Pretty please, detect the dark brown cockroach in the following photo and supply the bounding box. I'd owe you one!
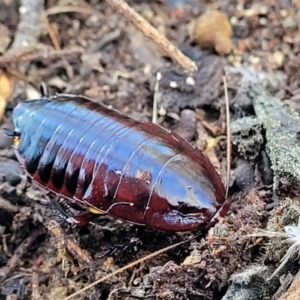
[8,92,229,231]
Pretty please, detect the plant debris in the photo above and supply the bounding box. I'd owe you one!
[251,85,300,190]
[1,0,300,299]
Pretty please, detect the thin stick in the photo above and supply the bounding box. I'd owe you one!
[48,220,93,265]
[152,72,162,124]
[31,267,40,300]
[63,235,197,300]
[105,0,197,73]
[223,75,231,198]
[0,45,83,66]
[45,5,94,16]
[42,13,61,51]
[0,228,42,283]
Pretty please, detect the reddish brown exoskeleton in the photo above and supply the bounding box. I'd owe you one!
[8,92,229,231]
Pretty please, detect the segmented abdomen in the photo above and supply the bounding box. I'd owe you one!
[13,96,191,224]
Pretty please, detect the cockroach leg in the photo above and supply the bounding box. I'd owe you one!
[55,198,78,217]
[97,237,142,260]
[68,211,99,226]
[51,198,98,227]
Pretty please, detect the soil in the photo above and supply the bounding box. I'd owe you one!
[0,0,300,299]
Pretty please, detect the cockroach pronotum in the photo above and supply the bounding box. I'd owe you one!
[6,87,229,232]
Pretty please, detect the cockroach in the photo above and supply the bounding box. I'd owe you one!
[6,87,229,232]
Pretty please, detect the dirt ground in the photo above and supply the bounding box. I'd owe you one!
[1,0,300,299]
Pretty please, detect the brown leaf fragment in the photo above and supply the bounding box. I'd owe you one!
[204,137,221,170]
[0,72,14,121]
[0,23,11,53]
[195,118,208,152]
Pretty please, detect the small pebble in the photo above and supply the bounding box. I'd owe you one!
[273,51,284,68]
[189,10,233,55]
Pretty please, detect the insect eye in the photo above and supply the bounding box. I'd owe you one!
[3,128,21,146]
[3,128,19,137]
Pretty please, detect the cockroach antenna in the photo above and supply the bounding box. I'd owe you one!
[40,82,49,98]
[223,75,231,198]
[62,234,198,300]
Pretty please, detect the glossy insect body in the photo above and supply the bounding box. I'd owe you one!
[11,94,228,231]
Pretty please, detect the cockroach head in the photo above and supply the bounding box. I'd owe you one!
[3,128,20,147]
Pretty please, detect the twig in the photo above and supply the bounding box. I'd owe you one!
[42,13,61,51]
[43,5,93,50]
[152,72,162,124]
[11,0,44,50]
[223,75,231,198]
[31,267,40,300]
[0,45,84,66]
[63,235,197,300]
[0,228,42,283]
[11,0,45,73]
[105,0,197,73]
[31,253,44,300]
[43,4,94,51]
[40,11,78,79]
[48,220,92,265]
[45,5,94,16]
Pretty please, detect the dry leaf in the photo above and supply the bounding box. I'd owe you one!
[0,71,14,121]
[103,256,116,271]
[0,23,11,53]
[204,137,221,169]
[181,249,203,266]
